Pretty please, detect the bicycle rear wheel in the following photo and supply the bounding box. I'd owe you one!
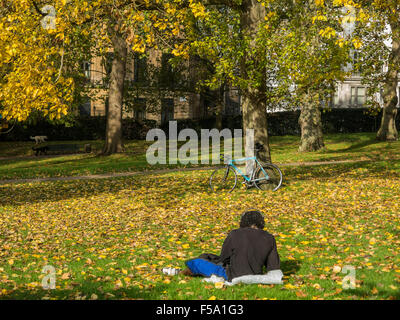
[254,163,283,191]
[209,166,237,193]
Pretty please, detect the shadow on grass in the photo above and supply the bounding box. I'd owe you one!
[280,260,301,277]
[0,283,170,300]
[323,132,375,144]
[283,159,400,183]
[339,281,400,300]
[0,158,399,207]
[0,154,97,171]
[340,139,381,153]
[321,137,381,155]
[0,172,211,207]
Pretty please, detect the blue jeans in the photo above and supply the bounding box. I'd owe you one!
[185,258,228,280]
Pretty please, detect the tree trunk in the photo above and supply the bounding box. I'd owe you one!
[215,83,225,130]
[298,93,325,152]
[377,23,399,141]
[240,0,271,173]
[102,34,127,155]
[215,101,223,130]
[242,90,271,159]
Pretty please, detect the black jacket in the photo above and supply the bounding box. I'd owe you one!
[199,227,280,281]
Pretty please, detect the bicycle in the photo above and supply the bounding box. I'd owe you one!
[209,142,283,193]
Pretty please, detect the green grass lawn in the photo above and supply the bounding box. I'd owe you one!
[0,154,399,299]
[0,132,399,180]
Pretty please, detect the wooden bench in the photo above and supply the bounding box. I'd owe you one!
[33,144,80,156]
[49,144,80,153]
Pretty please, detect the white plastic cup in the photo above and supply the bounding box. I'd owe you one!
[162,267,180,276]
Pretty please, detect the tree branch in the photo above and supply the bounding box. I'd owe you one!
[30,0,47,17]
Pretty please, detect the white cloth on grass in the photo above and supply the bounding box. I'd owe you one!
[202,269,284,286]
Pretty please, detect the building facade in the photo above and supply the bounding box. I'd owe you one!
[80,50,398,121]
[80,49,241,123]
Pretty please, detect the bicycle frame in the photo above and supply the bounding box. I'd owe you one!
[228,156,269,183]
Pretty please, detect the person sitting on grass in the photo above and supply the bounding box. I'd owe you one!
[166,210,280,282]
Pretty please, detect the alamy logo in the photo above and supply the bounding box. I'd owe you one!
[146,121,255,165]
[41,265,56,289]
[342,265,356,290]
[40,5,57,30]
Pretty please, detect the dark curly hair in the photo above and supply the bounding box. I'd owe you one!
[240,210,265,229]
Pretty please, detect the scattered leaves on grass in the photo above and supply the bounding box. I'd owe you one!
[0,161,399,300]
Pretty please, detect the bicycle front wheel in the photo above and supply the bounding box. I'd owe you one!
[254,163,283,191]
[209,166,237,193]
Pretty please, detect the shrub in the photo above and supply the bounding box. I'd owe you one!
[1,108,397,141]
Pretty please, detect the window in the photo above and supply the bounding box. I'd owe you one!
[357,87,366,105]
[351,86,366,106]
[398,87,400,107]
[79,101,91,116]
[351,87,357,105]
[161,98,174,124]
[225,93,240,115]
[133,54,147,83]
[352,51,363,75]
[160,53,175,88]
[133,98,146,120]
[81,61,91,80]
[333,87,340,106]
[134,109,145,121]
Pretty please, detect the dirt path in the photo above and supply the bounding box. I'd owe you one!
[0,158,373,185]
